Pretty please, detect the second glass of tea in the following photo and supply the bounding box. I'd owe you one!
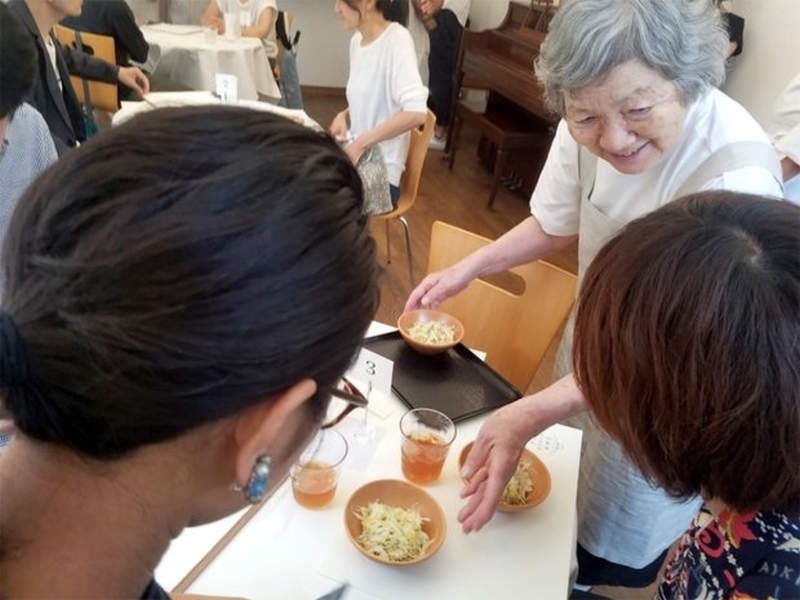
[400,408,456,485]
[291,429,347,509]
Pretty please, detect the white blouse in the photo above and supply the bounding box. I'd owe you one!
[347,23,428,187]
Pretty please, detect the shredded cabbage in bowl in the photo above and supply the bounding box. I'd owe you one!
[408,320,456,345]
[502,460,534,505]
[355,501,431,562]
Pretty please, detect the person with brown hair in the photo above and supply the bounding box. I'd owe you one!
[0,106,378,597]
[571,191,799,598]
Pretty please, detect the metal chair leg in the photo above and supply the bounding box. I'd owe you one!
[399,216,413,286]
[385,218,392,264]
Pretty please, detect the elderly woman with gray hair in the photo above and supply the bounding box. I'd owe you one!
[406,0,784,590]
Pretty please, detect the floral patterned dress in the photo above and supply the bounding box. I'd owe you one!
[656,506,800,599]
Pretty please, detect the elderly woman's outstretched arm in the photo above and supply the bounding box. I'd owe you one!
[405,216,576,311]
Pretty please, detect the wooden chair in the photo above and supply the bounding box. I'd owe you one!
[373,110,436,286]
[55,25,118,113]
[428,220,577,392]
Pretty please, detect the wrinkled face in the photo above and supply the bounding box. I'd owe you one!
[334,0,361,30]
[564,61,689,175]
[52,0,83,18]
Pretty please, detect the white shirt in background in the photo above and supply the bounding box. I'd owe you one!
[347,22,428,187]
[45,35,63,92]
[214,0,276,46]
[769,72,800,203]
[531,88,784,236]
[443,0,471,27]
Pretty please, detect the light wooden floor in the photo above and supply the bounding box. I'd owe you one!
[304,92,657,600]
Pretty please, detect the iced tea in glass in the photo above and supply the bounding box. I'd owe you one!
[400,408,456,485]
[291,430,347,509]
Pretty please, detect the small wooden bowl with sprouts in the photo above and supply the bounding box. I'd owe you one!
[458,442,551,513]
[397,309,464,355]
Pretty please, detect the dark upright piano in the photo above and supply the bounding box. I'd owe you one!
[447,2,558,208]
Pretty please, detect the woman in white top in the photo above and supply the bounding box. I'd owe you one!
[202,0,276,43]
[406,0,783,590]
[330,0,428,205]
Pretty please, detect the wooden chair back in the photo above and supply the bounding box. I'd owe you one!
[428,221,577,391]
[395,109,436,215]
[55,25,118,113]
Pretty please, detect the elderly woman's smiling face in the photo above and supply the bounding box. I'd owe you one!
[564,61,688,175]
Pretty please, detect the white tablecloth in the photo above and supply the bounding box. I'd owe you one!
[111,91,319,130]
[142,23,280,101]
[155,322,583,600]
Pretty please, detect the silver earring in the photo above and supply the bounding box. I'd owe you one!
[236,454,271,504]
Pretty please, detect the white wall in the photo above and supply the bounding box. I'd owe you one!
[723,0,800,128]
[280,0,351,87]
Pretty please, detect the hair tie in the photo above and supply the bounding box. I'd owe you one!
[0,313,29,387]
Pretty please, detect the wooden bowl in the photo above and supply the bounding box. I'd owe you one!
[344,479,446,566]
[397,309,464,355]
[458,442,551,513]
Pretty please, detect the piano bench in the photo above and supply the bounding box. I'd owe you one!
[449,101,550,209]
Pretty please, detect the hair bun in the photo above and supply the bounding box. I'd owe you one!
[0,314,29,387]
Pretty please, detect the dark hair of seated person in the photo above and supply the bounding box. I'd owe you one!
[1,106,378,459]
[0,2,37,119]
[341,0,409,26]
[573,191,800,514]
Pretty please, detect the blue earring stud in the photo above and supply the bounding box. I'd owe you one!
[244,454,271,504]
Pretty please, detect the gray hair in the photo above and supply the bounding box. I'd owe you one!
[535,0,729,115]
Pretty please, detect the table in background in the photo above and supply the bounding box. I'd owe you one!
[156,322,583,600]
[141,23,280,101]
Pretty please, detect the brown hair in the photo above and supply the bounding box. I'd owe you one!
[574,191,800,514]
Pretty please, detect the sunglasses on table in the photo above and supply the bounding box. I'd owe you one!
[321,378,369,429]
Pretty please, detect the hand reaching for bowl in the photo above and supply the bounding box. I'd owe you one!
[457,402,530,533]
[404,261,474,312]
[458,375,589,533]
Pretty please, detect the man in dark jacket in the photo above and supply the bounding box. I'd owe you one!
[8,0,148,154]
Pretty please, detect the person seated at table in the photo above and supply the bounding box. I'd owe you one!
[462,192,800,599]
[8,0,149,154]
[329,0,428,207]
[62,0,150,100]
[0,106,378,597]
[202,0,277,43]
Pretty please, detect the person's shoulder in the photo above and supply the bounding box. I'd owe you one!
[11,102,51,143]
[697,88,772,145]
[13,103,49,133]
[384,23,416,54]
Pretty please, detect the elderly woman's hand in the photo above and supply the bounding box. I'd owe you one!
[404,261,474,312]
[457,402,532,533]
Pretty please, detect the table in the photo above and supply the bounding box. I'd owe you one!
[155,322,583,600]
[111,91,319,130]
[141,23,280,101]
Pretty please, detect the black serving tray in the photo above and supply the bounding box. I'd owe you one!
[362,331,522,423]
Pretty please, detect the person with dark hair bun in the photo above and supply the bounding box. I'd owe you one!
[0,106,378,597]
[572,191,800,598]
[330,0,428,206]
